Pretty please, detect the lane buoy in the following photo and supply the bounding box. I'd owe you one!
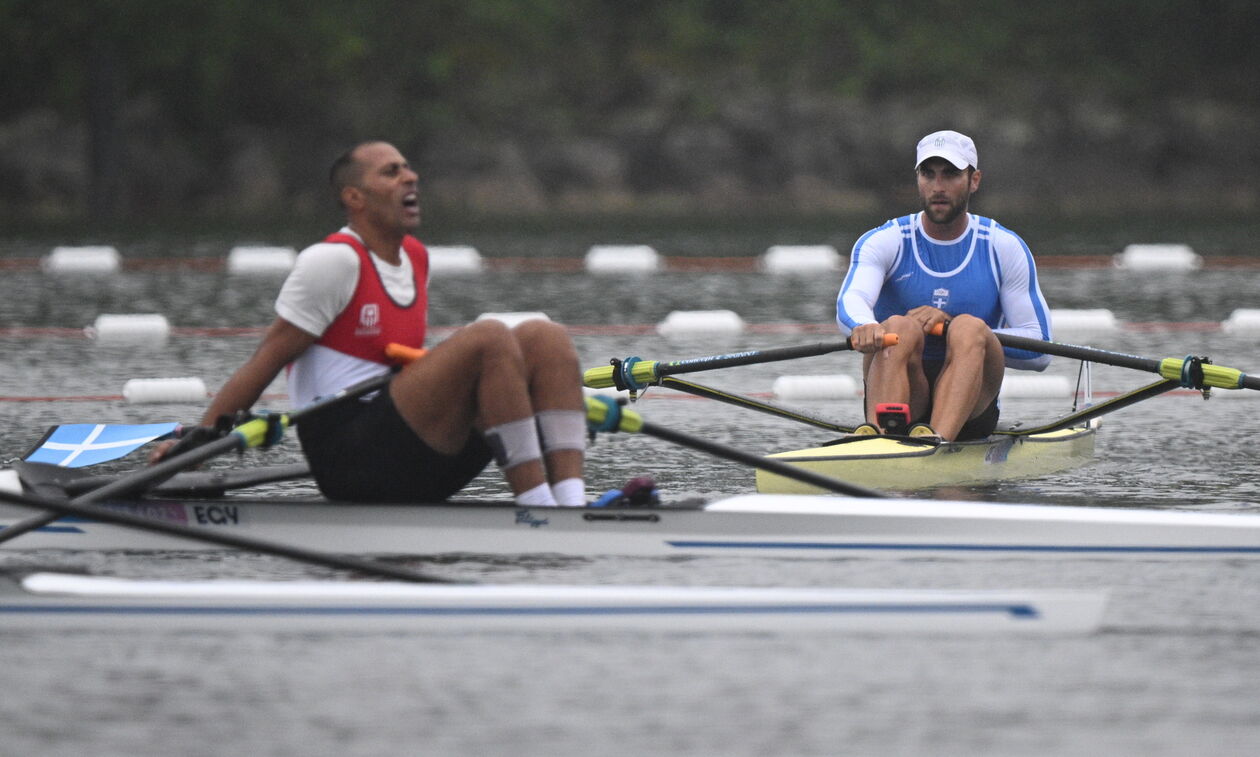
[772,375,859,400]
[428,245,484,274]
[226,246,297,275]
[656,310,746,338]
[584,245,661,274]
[85,314,171,346]
[1113,244,1201,271]
[761,245,842,274]
[42,246,121,274]
[122,378,208,404]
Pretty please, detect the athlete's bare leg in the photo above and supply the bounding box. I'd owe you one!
[862,314,932,425]
[388,319,548,494]
[928,314,1005,440]
[510,319,584,484]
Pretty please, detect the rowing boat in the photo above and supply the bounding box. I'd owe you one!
[0,572,1107,633]
[757,424,1097,493]
[586,330,1254,492]
[5,475,1260,558]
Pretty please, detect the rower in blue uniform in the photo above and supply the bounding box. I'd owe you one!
[836,130,1053,442]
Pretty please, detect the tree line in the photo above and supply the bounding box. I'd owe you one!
[3,0,1257,222]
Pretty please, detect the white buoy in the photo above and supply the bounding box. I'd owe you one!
[584,245,661,274]
[226,246,296,275]
[427,245,484,275]
[1222,309,1260,335]
[1113,244,1201,271]
[85,314,171,346]
[1050,309,1118,333]
[999,375,1073,399]
[656,310,746,338]
[476,312,551,328]
[123,378,208,404]
[42,246,122,274]
[761,245,842,274]
[772,375,859,400]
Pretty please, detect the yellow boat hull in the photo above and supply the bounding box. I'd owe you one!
[756,426,1096,493]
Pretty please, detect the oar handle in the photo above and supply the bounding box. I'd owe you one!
[385,343,428,364]
[583,334,896,389]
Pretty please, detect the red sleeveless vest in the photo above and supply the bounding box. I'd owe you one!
[316,232,428,364]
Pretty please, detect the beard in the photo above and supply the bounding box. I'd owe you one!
[921,193,969,226]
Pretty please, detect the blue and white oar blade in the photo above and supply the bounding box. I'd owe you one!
[24,423,180,468]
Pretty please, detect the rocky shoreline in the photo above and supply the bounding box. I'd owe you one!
[2,87,1256,223]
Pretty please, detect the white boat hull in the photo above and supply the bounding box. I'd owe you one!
[4,493,1260,559]
[0,573,1106,634]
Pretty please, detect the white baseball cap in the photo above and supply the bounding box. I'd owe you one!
[915,130,978,170]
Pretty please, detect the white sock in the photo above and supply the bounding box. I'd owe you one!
[550,477,586,507]
[515,482,557,507]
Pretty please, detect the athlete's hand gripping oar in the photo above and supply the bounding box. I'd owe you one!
[584,397,887,498]
[0,371,395,546]
[989,332,1260,392]
[584,334,898,392]
[0,484,456,583]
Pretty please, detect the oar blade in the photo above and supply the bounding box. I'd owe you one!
[23,423,180,468]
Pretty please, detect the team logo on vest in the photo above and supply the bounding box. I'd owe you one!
[355,303,382,337]
[932,288,950,309]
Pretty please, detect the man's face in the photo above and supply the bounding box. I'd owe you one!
[916,158,979,227]
[349,142,421,232]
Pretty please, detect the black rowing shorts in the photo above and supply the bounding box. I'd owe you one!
[296,387,492,503]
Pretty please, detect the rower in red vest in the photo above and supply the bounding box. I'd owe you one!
[156,141,587,506]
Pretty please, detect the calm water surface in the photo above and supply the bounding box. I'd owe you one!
[2,230,1260,756]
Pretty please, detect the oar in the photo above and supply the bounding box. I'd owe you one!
[14,460,312,499]
[0,485,456,583]
[585,397,887,498]
[994,333,1260,391]
[993,378,1180,436]
[584,335,897,391]
[659,377,853,433]
[0,371,394,546]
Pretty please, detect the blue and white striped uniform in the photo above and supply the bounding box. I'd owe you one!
[836,213,1052,370]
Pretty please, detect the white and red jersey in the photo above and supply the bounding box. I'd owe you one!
[276,227,429,407]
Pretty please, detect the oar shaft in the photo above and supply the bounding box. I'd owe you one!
[586,397,885,498]
[996,333,1161,373]
[660,377,851,433]
[585,335,897,389]
[995,333,1260,391]
[97,370,392,502]
[638,421,885,498]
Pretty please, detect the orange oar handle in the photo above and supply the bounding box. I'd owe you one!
[385,343,428,364]
[881,333,899,346]
[929,322,946,336]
